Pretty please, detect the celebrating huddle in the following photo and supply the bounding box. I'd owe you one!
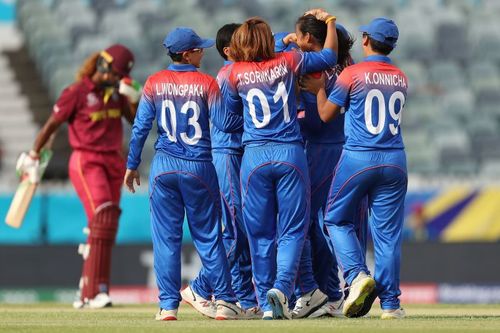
[124,7,408,321]
[19,6,407,322]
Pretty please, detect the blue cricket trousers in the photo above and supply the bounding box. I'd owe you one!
[149,151,236,310]
[324,148,407,310]
[191,151,258,309]
[240,142,310,312]
[296,143,368,302]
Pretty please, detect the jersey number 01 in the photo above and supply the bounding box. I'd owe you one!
[247,82,290,128]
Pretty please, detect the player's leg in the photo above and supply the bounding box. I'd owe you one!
[308,143,344,316]
[368,158,407,316]
[240,146,277,318]
[107,151,126,206]
[214,152,258,311]
[269,144,310,319]
[180,160,242,320]
[149,154,185,317]
[69,151,118,306]
[324,151,376,317]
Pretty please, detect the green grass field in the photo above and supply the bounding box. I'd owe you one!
[1,304,499,333]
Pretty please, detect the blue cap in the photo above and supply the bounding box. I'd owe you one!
[336,23,350,39]
[163,27,215,54]
[359,17,399,48]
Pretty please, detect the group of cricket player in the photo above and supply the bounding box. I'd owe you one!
[17,6,408,322]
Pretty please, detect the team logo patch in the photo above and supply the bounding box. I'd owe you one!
[87,93,99,107]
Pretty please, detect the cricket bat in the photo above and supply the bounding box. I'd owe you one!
[5,147,53,229]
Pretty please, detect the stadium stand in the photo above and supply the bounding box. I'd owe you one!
[1,0,500,183]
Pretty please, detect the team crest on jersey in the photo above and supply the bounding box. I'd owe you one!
[86,93,99,107]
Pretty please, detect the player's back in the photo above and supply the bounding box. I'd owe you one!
[228,52,304,145]
[332,56,408,151]
[144,66,217,161]
[211,62,243,152]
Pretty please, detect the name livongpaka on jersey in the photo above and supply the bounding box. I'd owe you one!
[155,83,204,97]
[237,63,288,85]
[364,72,407,88]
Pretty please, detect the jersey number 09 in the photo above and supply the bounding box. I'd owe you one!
[364,89,405,135]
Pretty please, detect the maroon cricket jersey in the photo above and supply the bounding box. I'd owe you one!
[52,76,127,152]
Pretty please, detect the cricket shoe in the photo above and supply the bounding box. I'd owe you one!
[72,290,85,309]
[262,311,274,320]
[349,288,378,318]
[342,272,376,318]
[155,308,177,321]
[266,288,292,320]
[180,285,216,318]
[87,292,113,309]
[215,300,245,320]
[381,307,406,319]
[243,306,263,319]
[308,299,344,318]
[292,288,328,319]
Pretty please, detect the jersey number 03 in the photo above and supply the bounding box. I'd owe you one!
[160,100,202,145]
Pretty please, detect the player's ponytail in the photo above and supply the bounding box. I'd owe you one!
[336,28,355,72]
[229,17,275,62]
[76,52,100,82]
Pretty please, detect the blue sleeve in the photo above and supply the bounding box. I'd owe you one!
[126,79,155,170]
[209,80,243,132]
[328,69,351,107]
[296,49,338,75]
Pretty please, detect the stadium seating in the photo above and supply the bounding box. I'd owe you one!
[7,0,500,180]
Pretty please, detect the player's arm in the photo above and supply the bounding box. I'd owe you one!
[209,79,243,132]
[293,9,338,74]
[32,115,62,154]
[300,73,342,122]
[119,77,142,124]
[18,84,76,175]
[274,32,297,52]
[124,79,155,193]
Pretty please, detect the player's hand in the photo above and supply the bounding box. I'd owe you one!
[299,73,326,95]
[283,33,297,45]
[304,8,333,22]
[16,151,41,183]
[124,169,140,193]
[119,78,142,104]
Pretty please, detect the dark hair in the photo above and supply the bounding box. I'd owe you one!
[336,28,355,71]
[296,15,354,71]
[296,14,326,45]
[216,23,241,60]
[368,36,394,55]
[168,52,183,62]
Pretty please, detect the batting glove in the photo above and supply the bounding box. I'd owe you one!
[16,151,41,183]
[119,77,143,104]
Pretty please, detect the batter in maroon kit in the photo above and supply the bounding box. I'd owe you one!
[21,44,142,308]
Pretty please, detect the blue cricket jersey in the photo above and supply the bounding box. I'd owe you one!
[300,67,345,144]
[127,63,242,169]
[211,61,243,154]
[226,49,337,146]
[328,55,408,151]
